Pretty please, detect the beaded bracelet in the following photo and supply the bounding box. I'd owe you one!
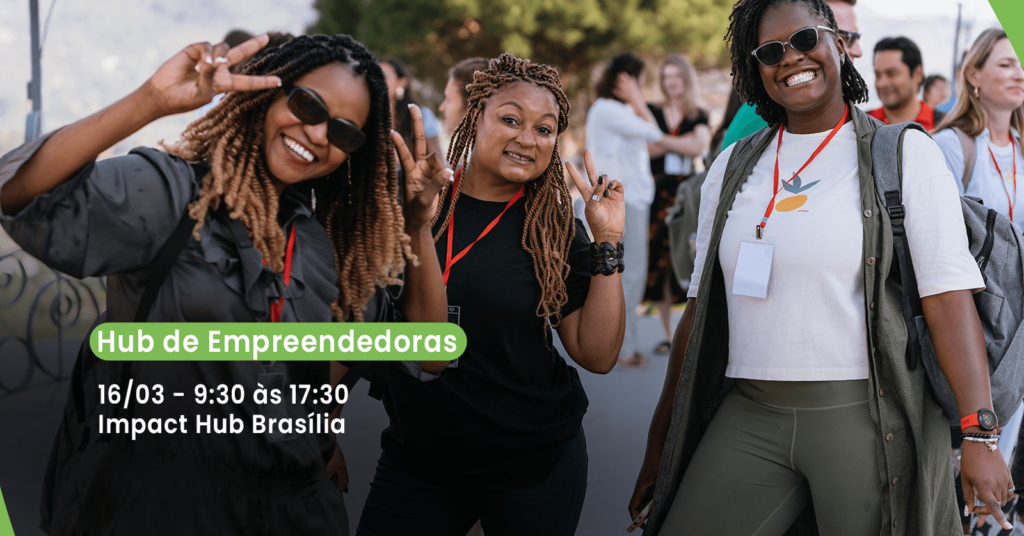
[962,433,1001,441]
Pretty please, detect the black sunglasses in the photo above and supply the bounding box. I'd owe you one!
[836,29,862,48]
[751,26,836,67]
[283,82,366,153]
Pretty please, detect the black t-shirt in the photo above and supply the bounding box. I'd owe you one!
[648,104,710,177]
[380,192,592,490]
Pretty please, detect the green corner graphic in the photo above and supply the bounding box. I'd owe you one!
[990,0,1024,57]
[0,486,13,536]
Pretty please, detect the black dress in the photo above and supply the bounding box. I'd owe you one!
[643,104,709,303]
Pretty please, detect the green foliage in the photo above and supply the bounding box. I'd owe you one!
[308,0,733,100]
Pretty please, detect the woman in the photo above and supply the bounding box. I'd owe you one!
[356,53,627,536]
[381,57,443,155]
[586,52,705,367]
[629,1,1014,535]
[644,54,711,354]
[0,34,451,534]
[439,57,490,135]
[933,28,1024,535]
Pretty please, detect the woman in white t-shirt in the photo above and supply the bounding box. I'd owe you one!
[628,0,1015,534]
[933,28,1024,535]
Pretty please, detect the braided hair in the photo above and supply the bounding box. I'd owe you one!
[433,53,576,327]
[163,34,407,321]
[726,0,869,125]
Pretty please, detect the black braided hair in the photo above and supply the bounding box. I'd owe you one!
[726,0,870,125]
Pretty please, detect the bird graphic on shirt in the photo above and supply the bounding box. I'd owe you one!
[776,174,820,212]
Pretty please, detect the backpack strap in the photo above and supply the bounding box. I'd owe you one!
[870,122,928,371]
[952,126,977,192]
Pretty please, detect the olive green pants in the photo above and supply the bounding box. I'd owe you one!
[660,379,882,536]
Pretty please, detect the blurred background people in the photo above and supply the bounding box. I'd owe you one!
[644,54,710,354]
[439,57,490,136]
[870,36,945,128]
[924,74,952,109]
[382,57,443,155]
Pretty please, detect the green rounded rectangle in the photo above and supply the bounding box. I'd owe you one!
[89,323,466,361]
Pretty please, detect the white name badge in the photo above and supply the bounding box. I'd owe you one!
[732,236,774,299]
[664,152,691,176]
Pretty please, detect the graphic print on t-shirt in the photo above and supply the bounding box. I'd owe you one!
[775,173,821,212]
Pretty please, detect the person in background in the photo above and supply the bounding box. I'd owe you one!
[382,58,443,155]
[586,52,707,367]
[870,36,945,129]
[439,57,490,135]
[933,28,1024,536]
[721,0,862,149]
[924,74,952,109]
[644,54,710,354]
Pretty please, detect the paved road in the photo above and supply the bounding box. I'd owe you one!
[0,311,680,535]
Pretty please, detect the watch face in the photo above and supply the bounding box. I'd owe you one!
[978,408,998,431]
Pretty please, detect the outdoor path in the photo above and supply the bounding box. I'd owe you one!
[0,311,680,536]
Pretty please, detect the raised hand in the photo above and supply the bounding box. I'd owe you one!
[143,34,283,116]
[393,104,454,229]
[566,150,625,244]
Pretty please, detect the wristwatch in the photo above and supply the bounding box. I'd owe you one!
[961,408,999,432]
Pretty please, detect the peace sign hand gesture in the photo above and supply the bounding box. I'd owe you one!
[567,150,625,244]
[393,104,454,230]
[142,34,283,117]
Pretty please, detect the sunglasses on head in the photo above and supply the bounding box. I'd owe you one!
[283,82,366,153]
[751,26,836,67]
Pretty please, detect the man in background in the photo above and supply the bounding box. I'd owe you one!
[869,36,945,129]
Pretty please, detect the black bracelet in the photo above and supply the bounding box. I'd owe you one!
[962,432,1001,440]
[590,241,625,276]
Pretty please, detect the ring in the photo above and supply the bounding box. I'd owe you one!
[591,195,601,201]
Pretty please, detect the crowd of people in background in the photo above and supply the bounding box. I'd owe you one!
[4,0,1024,533]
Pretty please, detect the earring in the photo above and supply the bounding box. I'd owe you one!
[347,162,353,205]
[396,86,405,100]
[311,188,317,212]
[974,85,981,99]
[840,54,846,65]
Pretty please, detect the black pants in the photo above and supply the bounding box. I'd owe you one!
[355,429,587,536]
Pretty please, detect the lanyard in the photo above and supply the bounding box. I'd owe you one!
[265,225,296,323]
[758,105,849,239]
[988,139,1018,222]
[442,168,525,287]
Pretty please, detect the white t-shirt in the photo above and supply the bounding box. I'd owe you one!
[688,124,983,381]
[585,98,665,208]
[933,127,1024,234]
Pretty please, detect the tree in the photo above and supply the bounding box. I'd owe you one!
[309,0,733,103]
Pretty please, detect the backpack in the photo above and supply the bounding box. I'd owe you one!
[871,122,1024,427]
[948,125,978,192]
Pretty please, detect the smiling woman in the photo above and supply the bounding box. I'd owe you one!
[0,34,451,535]
[354,53,627,536]
[631,0,1014,535]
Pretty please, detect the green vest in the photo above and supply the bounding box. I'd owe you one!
[647,105,961,536]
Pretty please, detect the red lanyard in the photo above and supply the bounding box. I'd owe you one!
[988,139,1018,222]
[758,105,849,238]
[264,225,296,323]
[442,168,525,287]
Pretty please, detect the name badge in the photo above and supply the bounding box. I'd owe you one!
[732,236,774,299]
[446,306,460,368]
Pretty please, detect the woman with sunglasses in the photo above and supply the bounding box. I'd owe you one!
[0,34,450,534]
[628,0,1013,534]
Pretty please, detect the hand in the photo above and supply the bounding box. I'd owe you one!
[962,439,1016,530]
[394,104,454,229]
[326,442,350,494]
[142,34,282,117]
[566,150,624,243]
[628,453,659,529]
[612,73,643,106]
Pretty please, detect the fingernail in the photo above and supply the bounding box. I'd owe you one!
[1005,522,1014,530]
[598,176,603,185]
[205,55,213,64]
[215,57,228,64]
[407,103,416,109]
[603,189,610,198]
[277,79,283,87]
[965,505,971,516]
[195,63,201,73]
